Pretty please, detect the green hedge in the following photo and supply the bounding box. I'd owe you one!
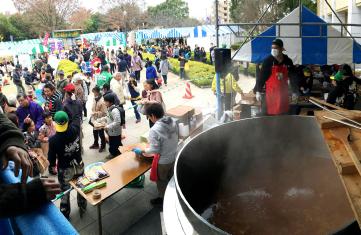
[141,52,215,87]
[230,42,242,51]
[239,63,257,77]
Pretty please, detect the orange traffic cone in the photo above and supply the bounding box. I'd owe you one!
[183,82,194,99]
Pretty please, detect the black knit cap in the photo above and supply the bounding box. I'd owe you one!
[103,93,115,104]
[272,39,284,48]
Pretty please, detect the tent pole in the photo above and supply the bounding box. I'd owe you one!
[231,0,277,60]
[299,0,302,38]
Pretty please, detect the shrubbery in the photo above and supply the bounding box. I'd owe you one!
[239,63,257,77]
[141,52,215,87]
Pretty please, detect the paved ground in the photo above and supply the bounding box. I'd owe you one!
[2,71,255,234]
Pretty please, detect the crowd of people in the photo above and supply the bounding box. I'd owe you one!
[0,43,179,219]
[144,42,216,64]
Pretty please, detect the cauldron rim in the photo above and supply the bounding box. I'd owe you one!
[174,116,320,234]
[173,117,272,234]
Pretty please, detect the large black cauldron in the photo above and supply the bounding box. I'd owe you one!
[174,116,354,234]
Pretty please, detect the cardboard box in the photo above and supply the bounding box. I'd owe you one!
[166,105,195,125]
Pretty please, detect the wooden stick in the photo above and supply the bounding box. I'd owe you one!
[323,116,361,130]
[309,99,361,128]
[309,96,346,111]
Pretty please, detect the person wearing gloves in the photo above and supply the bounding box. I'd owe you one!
[132,103,178,206]
[254,39,295,115]
[0,112,60,217]
[97,93,125,159]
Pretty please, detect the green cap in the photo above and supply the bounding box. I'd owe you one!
[54,111,69,132]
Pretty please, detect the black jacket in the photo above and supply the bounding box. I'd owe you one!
[0,113,47,217]
[255,54,295,92]
[0,93,8,111]
[12,70,22,85]
[117,59,129,73]
[63,98,83,123]
[103,90,120,106]
[48,113,82,169]
[24,71,34,85]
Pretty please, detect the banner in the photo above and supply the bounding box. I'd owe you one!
[43,32,50,46]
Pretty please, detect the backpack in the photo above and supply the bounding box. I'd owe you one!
[110,105,126,126]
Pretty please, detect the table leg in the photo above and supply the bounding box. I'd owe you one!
[98,203,102,235]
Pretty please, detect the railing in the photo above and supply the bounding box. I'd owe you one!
[0,162,78,235]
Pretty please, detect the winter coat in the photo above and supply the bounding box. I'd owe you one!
[110,79,125,105]
[92,96,107,120]
[146,66,158,80]
[97,105,122,136]
[160,59,170,75]
[16,101,44,130]
[0,113,48,217]
[145,117,178,164]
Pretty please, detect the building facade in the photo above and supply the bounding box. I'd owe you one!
[218,0,231,23]
[317,0,361,40]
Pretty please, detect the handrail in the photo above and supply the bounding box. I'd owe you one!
[0,162,78,235]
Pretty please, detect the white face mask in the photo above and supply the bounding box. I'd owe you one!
[271,48,280,58]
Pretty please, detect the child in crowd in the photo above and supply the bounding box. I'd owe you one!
[39,112,56,158]
[128,74,141,123]
[89,86,107,152]
[23,119,45,177]
[23,119,41,149]
[97,93,125,159]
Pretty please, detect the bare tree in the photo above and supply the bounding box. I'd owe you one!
[12,0,80,33]
[102,0,146,31]
[68,7,92,29]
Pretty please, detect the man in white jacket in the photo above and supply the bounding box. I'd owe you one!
[110,72,126,107]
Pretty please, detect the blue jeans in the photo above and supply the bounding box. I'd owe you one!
[131,100,141,120]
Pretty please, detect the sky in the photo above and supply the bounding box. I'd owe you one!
[1,0,214,20]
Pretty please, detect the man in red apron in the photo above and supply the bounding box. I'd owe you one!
[255,39,294,115]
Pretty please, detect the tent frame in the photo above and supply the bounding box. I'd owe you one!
[213,0,361,119]
[215,0,361,59]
